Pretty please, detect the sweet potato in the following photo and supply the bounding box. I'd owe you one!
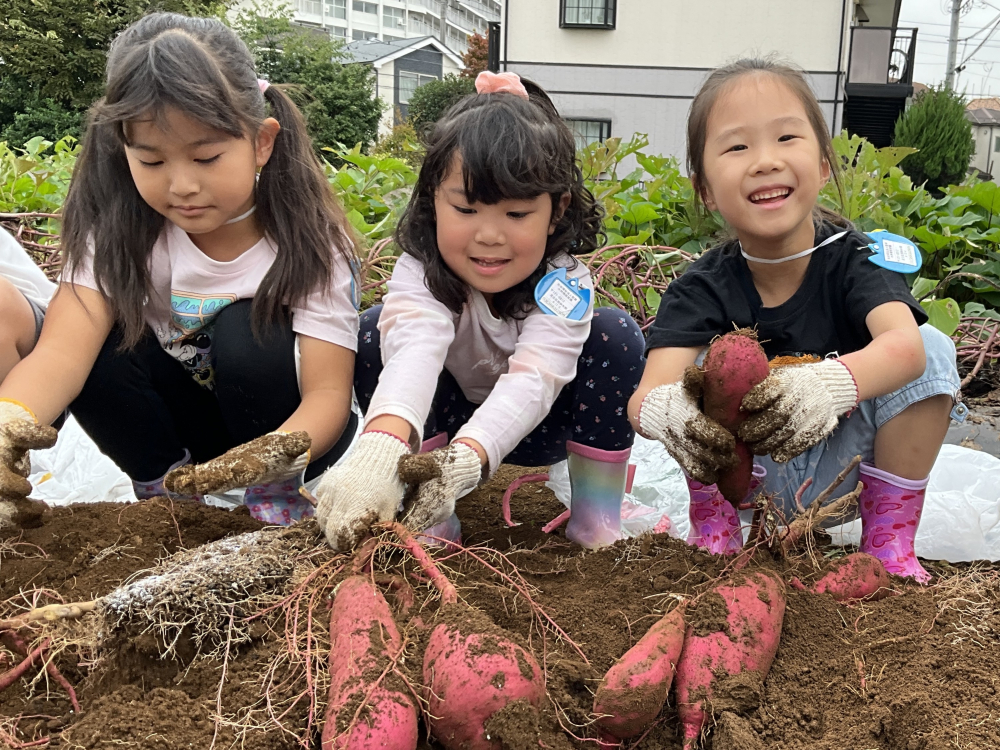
[674,571,786,749]
[593,604,686,740]
[389,522,545,750]
[699,330,770,503]
[321,576,418,750]
[807,552,891,602]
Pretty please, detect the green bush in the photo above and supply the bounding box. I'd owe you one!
[406,75,476,136]
[894,86,975,194]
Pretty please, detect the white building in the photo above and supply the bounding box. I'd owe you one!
[500,0,915,165]
[345,36,465,135]
[290,0,499,54]
[967,99,1000,178]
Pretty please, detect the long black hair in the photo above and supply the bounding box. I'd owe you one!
[395,79,604,320]
[62,12,356,346]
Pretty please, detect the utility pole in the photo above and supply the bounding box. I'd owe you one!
[440,0,449,46]
[946,0,962,89]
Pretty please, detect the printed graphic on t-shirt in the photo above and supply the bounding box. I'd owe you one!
[165,291,239,388]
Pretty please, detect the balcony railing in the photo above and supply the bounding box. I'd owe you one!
[847,26,918,86]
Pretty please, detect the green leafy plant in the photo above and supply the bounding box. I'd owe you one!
[405,75,476,136]
[894,86,975,194]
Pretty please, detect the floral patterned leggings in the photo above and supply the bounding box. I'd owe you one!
[355,306,645,464]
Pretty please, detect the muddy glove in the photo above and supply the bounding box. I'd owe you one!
[0,399,58,529]
[314,431,410,551]
[637,374,738,485]
[398,441,482,532]
[164,431,311,496]
[739,359,858,463]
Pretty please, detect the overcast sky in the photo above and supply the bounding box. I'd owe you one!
[901,0,1000,97]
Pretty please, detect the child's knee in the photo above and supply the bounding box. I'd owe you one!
[0,278,38,354]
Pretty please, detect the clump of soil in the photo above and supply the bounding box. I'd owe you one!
[2,466,1000,749]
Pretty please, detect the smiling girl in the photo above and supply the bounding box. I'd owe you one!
[0,13,359,526]
[629,59,962,582]
[313,73,645,551]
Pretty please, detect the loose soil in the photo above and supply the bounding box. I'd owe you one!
[2,468,1000,750]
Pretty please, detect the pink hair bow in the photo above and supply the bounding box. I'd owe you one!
[475,71,529,100]
[257,79,270,93]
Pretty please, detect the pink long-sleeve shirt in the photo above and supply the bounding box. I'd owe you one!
[366,252,594,473]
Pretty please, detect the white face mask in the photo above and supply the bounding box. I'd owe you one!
[740,230,848,265]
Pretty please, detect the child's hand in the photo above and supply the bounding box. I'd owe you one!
[164,431,312,496]
[313,431,409,550]
[739,359,858,462]
[0,399,58,511]
[398,442,482,533]
[638,379,738,484]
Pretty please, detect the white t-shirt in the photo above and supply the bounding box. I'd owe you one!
[367,252,594,473]
[69,221,359,388]
[0,227,58,308]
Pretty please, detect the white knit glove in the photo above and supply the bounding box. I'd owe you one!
[165,431,311,495]
[739,359,858,463]
[314,431,410,550]
[638,380,737,485]
[0,399,58,529]
[398,442,482,532]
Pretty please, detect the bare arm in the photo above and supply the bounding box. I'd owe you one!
[627,346,701,435]
[839,301,925,402]
[278,335,355,458]
[0,284,113,425]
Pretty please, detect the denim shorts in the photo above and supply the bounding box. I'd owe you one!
[754,324,965,513]
[22,292,45,344]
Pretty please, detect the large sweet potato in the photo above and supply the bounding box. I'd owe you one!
[322,576,418,750]
[700,331,770,502]
[809,552,891,602]
[674,571,786,749]
[593,604,686,740]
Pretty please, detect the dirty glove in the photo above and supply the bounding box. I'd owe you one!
[398,441,482,532]
[638,375,738,485]
[164,431,311,496]
[314,431,410,551]
[0,399,58,529]
[739,359,858,463]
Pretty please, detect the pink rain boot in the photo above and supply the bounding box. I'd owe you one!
[244,477,314,525]
[132,450,201,502]
[685,465,765,555]
[564,441,632,550]
[859,463,931,584]
[415,432,463,547]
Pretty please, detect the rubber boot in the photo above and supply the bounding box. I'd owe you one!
[858,463,931,584]
[244,475,314,526]
[415,432,463,547]
[564,441,631,550]
[685,475,744,556]
[132,450,201,502]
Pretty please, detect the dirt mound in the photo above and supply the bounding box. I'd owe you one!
[2,466,1000,749]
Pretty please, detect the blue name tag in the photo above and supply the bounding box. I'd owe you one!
[865,230,922,274]
[534,268,590,320]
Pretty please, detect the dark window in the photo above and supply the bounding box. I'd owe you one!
[560,0,616,29]
[566,119,612,149]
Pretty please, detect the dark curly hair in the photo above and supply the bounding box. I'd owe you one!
[395,79,604,320]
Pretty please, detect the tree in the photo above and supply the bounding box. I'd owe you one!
[0,0,224,144]
[461,32,489,79]
[894,86,975,193]
[406,74,476,135]
[233,1,384,153]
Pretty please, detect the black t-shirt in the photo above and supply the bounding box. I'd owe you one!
[646,222,927,359]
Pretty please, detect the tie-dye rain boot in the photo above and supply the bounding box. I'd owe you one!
[564,441,631,550]
[133,450,201,501]
[858,463,931,584]
[244,474,315,526]
[685,476,743,556]
[415,432,463,547]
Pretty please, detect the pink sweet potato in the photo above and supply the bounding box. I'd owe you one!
[700,331,770,503]
[593,604,686,740]
[807,552,891,602]
[321,576,418,750]
[674,571,786,749]
[389,523,545,750]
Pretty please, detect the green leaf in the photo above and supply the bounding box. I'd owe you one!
[644,287,661,312]
[910,277,937,300]
[920,297,962,336]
